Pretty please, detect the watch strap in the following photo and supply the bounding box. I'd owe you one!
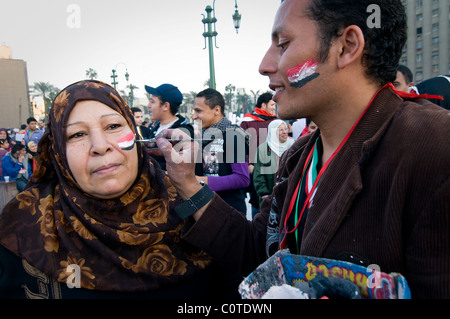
[175,182,214,219]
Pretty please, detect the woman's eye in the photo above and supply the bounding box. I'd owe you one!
[67,132,85,140]
[107,123,122,130]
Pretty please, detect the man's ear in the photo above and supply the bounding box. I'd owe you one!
[336,25,365,70]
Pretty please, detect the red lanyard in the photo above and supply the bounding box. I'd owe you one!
[282,84,389,237]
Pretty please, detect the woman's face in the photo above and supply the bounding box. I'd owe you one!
[65,100,138,199]
[28,142,37,153]
[277,123,289,143]
[0,131,6,139]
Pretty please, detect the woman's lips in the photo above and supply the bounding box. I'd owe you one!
[92,163,121,175]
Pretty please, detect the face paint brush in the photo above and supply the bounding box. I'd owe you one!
[287,57,320,88]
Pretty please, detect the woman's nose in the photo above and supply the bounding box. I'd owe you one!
[89,131,112,156]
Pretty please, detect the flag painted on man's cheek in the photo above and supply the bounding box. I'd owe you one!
[287,57,320,88]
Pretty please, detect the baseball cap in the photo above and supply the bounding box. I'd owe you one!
[145,83,183,107]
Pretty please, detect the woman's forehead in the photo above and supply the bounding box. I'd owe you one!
[66,100,123,125]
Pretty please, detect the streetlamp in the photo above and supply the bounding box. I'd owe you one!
[111,63,129,90]
[202,0,241,90]
[232,0,242,34]
[111,63,135,107]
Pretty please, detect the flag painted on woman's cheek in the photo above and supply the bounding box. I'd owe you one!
[117,133,135,151]
[287,57,320,88]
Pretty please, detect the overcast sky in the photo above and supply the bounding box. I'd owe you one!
[1,0,281,98]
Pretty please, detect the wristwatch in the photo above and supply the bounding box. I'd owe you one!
[175,181,214,219]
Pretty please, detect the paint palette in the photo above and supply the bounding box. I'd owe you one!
[239,249,411,299]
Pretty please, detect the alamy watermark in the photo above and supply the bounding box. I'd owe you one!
[65,4,381,30]
[66,4,81,29]
[66,264,81,288]
[367,4,381,29]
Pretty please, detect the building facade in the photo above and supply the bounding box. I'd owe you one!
[400,0,450,83]
[0,44,31,128]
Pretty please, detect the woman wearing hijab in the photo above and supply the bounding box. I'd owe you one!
[26,141,37,172]
[253,120,294,207]
[0,80,216,299]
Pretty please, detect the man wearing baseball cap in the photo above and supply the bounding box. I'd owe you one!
[145,83,193,170]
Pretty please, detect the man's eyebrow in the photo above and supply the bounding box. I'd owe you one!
[65,113,123,128]
[272,26,282,39]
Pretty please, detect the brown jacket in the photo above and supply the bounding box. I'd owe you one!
[182,87,450,299]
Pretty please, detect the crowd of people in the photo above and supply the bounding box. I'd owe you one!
[0,0,449,300]
[1,117,43,191]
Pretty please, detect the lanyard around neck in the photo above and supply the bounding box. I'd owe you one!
[282,84,389,242]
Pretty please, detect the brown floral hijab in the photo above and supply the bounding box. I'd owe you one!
[0,80,211,292]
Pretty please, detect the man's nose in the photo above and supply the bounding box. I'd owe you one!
[259,46,278,76]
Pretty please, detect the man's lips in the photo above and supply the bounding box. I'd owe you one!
[270,84,285,101]
[92,163,121,174]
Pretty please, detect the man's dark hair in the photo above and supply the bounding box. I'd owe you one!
[256,92,273,108]
[305,0,407,85]
[397,65,413,84]
[155,95,179,116]
[196,88,225,116]
[27,117,37,124]
[167,98,180,116]
[11,143,25,154]
[130,107,142,115]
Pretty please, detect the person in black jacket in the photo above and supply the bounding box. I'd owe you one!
[130,107,152,140]
[144,83,193,170]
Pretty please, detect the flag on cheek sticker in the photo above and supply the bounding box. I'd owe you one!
[287,57,320,88]
[117,133,135,151]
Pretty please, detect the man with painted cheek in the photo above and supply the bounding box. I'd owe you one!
[157,0,450,299]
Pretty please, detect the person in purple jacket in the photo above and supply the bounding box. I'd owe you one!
[193,88,250,216]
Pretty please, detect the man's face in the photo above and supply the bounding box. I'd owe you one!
[263,100,277,115]
[147,96,164,122]
[259,0,332,120]
[192,97,221,129]
[28,121,37,131]
[14,148,25,159]
[393,71,411,93]
[133,111,144,126]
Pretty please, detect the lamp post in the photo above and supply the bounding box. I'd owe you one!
[111,63,129,90]
[202,0,241,90]
[111,63,134,107]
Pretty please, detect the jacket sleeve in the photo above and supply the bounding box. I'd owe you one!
[1,156,22,177]
[181,193,269,276]
[207,162,250,191]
